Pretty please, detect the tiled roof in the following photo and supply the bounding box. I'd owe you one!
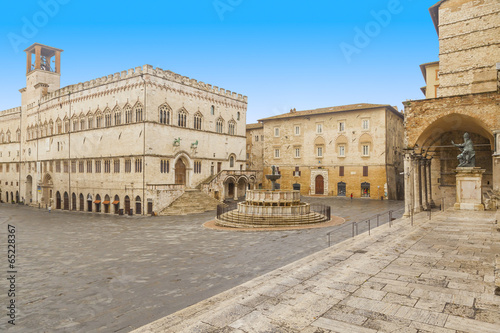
[258,103,396,122]
[246,123,264,130]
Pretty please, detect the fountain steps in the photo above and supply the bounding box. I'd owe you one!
[216,211,328,228]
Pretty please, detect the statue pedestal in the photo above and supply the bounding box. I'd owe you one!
[454,167,485,211]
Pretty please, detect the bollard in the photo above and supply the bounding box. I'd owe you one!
[389,211,393,227]
[368,219,371,235]
[377,214,380,227]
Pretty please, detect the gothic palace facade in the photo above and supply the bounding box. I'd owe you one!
[0,43,253,214]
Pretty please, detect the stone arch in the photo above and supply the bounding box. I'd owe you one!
[411,113,495,208]
[42,173,53,205]
[336,134,349,155]
[26,175,33,203]
[173,152,191,187]
[237,176,249,200]
[228,153,237,168]
[415,113,493,150]
[135,196,142,215]
[56,191,61,209]
[79,193,84,211]
[314,136,326,145]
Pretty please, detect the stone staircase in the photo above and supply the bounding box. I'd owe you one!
[483,189,499,210]
[159,189,223,216]
[216,211,329,228]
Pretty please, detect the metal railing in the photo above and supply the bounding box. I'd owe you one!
[326,208,404,247]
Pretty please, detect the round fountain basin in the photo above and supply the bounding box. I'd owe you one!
[245,190,301,205]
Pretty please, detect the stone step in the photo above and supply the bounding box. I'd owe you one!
[160,189,222,216]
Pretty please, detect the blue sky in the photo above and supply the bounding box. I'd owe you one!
[0,0,440,123]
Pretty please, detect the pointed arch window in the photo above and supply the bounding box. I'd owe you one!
[159,104,170,124]
[56,119,62,134]
[194,112,203,130]
[178,109,187,127]
[0,131,4,143]
[124,105,132,124]
[216,117,224,133]
[135,104,143,122]
[64,118,70,133]
[228,120,236,135]
[210,105,215,115]
[87,114,93,130]
[6,130,11,142]
[104,109,112,127]
[95,112,102,128]
[114,107,121,126]
[80,117,85,131]
[16,129,21,141]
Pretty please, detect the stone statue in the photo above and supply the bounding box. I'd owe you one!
[191,140,198,149]
[271,165,276,175]
[173,137,181,146]
[452,132,475,167]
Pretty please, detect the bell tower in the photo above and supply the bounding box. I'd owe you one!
[21,43,63,106]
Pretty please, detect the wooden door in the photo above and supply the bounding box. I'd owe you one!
[175,159,186,185]
[315,175,324,195]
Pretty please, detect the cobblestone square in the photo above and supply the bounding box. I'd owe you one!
[0,197,403,332]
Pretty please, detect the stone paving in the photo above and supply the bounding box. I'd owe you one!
[132,209,500,333]
[0,197,402,332]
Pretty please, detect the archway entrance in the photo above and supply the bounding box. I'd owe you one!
[26,175,33,203]
[237,177,248,200]
[361,182,370,197]
[113,195,120,214]
[411,113,495,209]
[95,194,101,212]
[315,175,324,195]
[56,191,61,209]
[79,194,84,211]
[135,196,142,215]
[125,196,131,214]
[103,195,110,213]
[71,193,76,210]
[63,192,69,210]
[175,159,187,185]
[337,182,346,196]
[41,174,53,206]
[87,194,93,212]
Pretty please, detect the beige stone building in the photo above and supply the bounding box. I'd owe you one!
[248,104,405,200]
[0,43,255,214]
[420,61,440,99]
[404,0,500,214]
[245,123,264,186]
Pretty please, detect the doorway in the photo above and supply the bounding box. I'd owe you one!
[175,159,187,185]
[315,175,324,195]
[337,182,346,197]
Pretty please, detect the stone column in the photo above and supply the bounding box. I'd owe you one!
[428,158,435,208]
[413,156,423,213]
[403,153,413,217]
[422,159,429,210]
[493,130,500,195]
[233,184,238,201]
[55,51,61,74]
[34,45,42,70]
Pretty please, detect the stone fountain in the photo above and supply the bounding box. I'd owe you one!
[216,166,331,228]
